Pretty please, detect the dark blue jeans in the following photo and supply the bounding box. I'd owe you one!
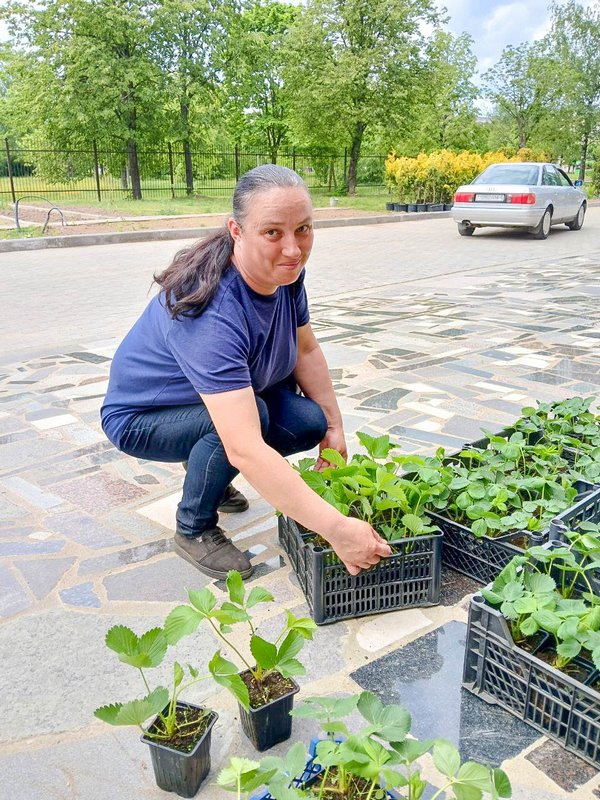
[119,383,327,536]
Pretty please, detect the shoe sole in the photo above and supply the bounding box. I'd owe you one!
[174,541,254,580]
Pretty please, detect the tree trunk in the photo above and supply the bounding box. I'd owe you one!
[183,139,194,196]
[347,121,366,195]
[579,132,588,182]
[180,100,194,195]
[127,139,142,200]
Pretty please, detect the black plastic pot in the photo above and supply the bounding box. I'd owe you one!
[407,203,418,212]
[238,677,299,751]
[416,203,427,212]
[393,203,408,212]
[142,704,218,798]
[385,202,394,211]
[427,203,444,212]
[444,203,453,211]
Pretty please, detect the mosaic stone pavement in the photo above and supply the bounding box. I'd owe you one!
[1,249,600,799]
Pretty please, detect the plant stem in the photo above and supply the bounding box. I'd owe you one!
[207,617,253,672]
[429,780,454,800]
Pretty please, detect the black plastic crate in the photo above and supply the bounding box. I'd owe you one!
[429,510,546,585]
[278,516,442,625]
[431,479,596,585]
[548,486,600,539]
[463,594,600,768]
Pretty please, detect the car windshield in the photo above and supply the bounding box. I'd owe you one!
[473,164,540,185]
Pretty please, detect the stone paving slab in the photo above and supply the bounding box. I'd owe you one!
[1,219,600,798]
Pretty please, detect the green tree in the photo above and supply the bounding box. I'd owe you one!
[482,42,554,149]
[150,0,226,195]
[548,0,600,181]
[222,0,298,163]
[404,30,480,153]
[285,0,438,194]
[2,0,166,199]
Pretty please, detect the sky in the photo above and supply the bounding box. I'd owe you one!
[441,0,598,75]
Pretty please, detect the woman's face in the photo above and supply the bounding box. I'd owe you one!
[228,186,314,295]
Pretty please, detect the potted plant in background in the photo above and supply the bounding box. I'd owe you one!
[164,570,317,751]
[217,690,512,799]
[94,624,217,798]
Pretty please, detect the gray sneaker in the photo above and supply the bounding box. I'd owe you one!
[174,527,253,580]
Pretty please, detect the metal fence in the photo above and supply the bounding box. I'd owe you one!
[1,139,387,202]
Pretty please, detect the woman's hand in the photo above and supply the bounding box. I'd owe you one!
[315,425,347,470]
[326,517,392,575]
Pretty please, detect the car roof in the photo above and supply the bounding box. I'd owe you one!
[485,162,555,168]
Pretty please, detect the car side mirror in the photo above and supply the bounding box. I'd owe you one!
[574,179,583,186]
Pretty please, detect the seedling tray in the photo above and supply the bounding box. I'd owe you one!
[278,516,441,625]
[250,737,401,799]
[431,479,596,586]
[549,485,600,539]
[428,510,546,585]
[463,593,600,768]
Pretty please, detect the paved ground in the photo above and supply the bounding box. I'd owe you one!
[1,211,600,800]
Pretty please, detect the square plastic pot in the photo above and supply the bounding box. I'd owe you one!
[239,677,299,751]
[278,516,441,624]
[142,704,218,798]
[463,594,600,768]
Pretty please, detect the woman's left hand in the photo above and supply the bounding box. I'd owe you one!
[315,426,347,470]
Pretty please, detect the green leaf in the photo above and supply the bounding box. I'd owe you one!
[250,635,278,671]
[402,513,424,536]
[357,431,394,459]
[105,625,138,657]
[320,448,346,467]
[433,739,461,778]
[216,757,261,789]
[173,661,184,688]
[357,690,384,723]
[246,586,274,608]
[226,570,245,606]
[187,587,217,616]
[209,651,250,710]
[94,686,168,728]
[164,605,202,645]
[492,767,512,797]
[285,611,317,639]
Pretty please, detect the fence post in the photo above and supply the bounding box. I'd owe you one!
[235,143,240,182]
[292,148,296,172]
[168,142,175,199]
[92,140,102,202]
[5,139,16,203]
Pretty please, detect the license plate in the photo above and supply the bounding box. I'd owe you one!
[475,193,505,202]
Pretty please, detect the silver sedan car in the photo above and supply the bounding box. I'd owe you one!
[451,162,587,238]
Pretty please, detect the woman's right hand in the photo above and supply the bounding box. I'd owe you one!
[326,517,392,575]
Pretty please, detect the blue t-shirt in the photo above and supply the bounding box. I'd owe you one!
[101,267,309,448]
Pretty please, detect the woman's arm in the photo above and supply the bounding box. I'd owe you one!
[200,387,391,574]
[293,323,347,467]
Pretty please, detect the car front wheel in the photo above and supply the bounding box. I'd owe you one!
[566,203,586,231]
[531,208,552,239]
[458,222,475,236]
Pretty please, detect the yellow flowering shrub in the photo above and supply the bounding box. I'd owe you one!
[384,148,548,203]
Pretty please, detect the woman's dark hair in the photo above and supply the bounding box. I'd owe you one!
[155,164,308,319]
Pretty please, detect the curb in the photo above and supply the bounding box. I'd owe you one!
[0,211,451,253]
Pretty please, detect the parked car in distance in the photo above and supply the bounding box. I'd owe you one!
[451,162,587,239]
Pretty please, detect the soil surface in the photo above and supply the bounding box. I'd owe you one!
[240,668,297,708]
[144,706,214,753]
[5,205,385,237]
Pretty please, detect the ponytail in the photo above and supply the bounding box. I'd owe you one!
[154,228,233,319]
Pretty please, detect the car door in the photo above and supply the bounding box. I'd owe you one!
[542,164,568,222]
[556,167,582,218]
